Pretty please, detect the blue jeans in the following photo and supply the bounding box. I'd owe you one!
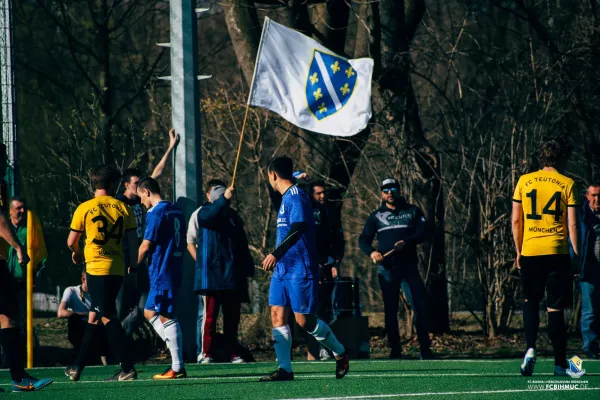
[581,276,600,352]
[196,294,204,357]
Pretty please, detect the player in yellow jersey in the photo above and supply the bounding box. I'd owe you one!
[64,165,138,382]
[512,139,582,378]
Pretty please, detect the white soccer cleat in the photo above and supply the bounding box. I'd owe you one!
[520,348,536,376]
[198,354,212,364]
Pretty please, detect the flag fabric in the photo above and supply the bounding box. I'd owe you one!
[248,17,373,137]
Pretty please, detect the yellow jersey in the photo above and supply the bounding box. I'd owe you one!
[513,170,578,256]
[70,196,137,276]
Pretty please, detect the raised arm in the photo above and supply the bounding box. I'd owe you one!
[151,128,179,179]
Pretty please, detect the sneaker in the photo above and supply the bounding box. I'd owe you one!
[335,352,350,379]
[420,349,435,360]
[153,367,187,380]
[11,374,53,392]
[231,355,245,364]
[64,366,81,382]
[104,369,138,382]
[389,345,402,359]
[199,355,212,364]
[319,348,332,361]
[259,368,294,382]
[554,365,586,378]
[520,348,536,377]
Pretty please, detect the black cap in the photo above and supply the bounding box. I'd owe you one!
[381,178,399,189]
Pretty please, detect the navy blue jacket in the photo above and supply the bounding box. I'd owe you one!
[358,199,427,268]
[194,196,254,296]
[578,201,600,280]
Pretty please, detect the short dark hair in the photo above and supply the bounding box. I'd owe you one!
[206,178,227,190]
[122,168,142,184]
[587,183,600,191]
[91,165,120,192]
[539,139,571,168]
[10,196,26,207]
[267,156,294,180]
[310,180,326,193]
[138,177,161,195]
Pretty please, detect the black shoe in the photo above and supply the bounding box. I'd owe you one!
[64,366,81,382]
[420,349,435,360]
[335,352,349,379]
[389,345,402,359]
[584,349,600,359]
[104,369,138,382]
[259,368,294,382]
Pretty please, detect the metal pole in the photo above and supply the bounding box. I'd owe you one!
[169,0,203,360]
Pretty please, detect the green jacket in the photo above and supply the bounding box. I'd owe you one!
[8,223,46,282]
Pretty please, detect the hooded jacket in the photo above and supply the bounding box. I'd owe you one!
[194,195,254,296]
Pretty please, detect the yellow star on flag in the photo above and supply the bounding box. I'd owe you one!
[330,61,340,74]
[318,103,327,114]
[309,72,319,85]
[345,67,354,78]
[340,83,350,96]
[313,88,323,100]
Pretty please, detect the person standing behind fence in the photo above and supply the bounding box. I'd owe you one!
[194,181,254,364]
[6,197,47,346]
[358,178,432,360]
[578,183,600,359]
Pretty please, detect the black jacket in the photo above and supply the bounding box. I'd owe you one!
[194,196,254,297]
[313,202,345,265]
[358,199,427,267]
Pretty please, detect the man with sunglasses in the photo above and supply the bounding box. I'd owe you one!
[358,178,432,359]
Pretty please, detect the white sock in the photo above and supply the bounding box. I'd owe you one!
[163,318,184,372]
[309,319,345,357]
[272,325,292,373]
[150,315,166,341]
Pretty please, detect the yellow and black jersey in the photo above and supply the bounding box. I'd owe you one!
[70,196,137,276]
[513,170,578,256]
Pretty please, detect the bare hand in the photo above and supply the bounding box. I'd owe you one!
[262,254,277,271]
[295,172,308,181]
[370,251,384,264]
[169,128,180,149]
[332,266,339,278]
[224,187,235,200]
[394,240,405,251]
[515,253,521,270]
[72,251,83,265]
[17,247,30,265]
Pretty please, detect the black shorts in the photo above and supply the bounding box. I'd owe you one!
[86,273,124,320]
[0,260,19,319]
[520,254,573,309]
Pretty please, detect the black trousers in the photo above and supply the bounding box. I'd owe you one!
[67,315,108,364]
[378,265,430,350]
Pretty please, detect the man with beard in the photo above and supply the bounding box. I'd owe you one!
[358,178,432,360]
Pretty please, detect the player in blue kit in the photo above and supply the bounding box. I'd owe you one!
[261,156,349,382]
[136,178,187,380]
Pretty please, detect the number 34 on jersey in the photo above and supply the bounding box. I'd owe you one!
[70,196,137,276]
[513,171,578,256]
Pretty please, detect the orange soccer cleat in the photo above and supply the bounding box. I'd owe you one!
[153,367,187,380]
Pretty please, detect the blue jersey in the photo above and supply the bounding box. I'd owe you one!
[274,185,319,279]
[144,201,186,290]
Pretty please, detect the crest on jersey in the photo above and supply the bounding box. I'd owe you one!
[306,50,357,120]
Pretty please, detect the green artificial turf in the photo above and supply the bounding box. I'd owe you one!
[1,359,599,399]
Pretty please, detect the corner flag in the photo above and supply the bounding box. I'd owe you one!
[248,17,373,137]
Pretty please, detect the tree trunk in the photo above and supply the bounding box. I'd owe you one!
[223,0,261,86]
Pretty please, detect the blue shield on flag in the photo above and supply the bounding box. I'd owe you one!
[305,50,358,121]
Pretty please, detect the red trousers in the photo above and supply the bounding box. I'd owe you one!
[201,291,241,358]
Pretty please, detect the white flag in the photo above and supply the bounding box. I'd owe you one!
[248,18,373,137]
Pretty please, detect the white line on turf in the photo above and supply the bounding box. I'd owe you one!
[0,371,595,387]
[278,387,600,400]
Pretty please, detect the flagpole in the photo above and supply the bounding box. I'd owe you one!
[231,102,251,186]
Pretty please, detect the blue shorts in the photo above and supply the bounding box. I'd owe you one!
[269,278,318,314]
[145,288,178,315]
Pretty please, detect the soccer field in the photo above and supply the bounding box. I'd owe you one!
[1,359,598,399]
